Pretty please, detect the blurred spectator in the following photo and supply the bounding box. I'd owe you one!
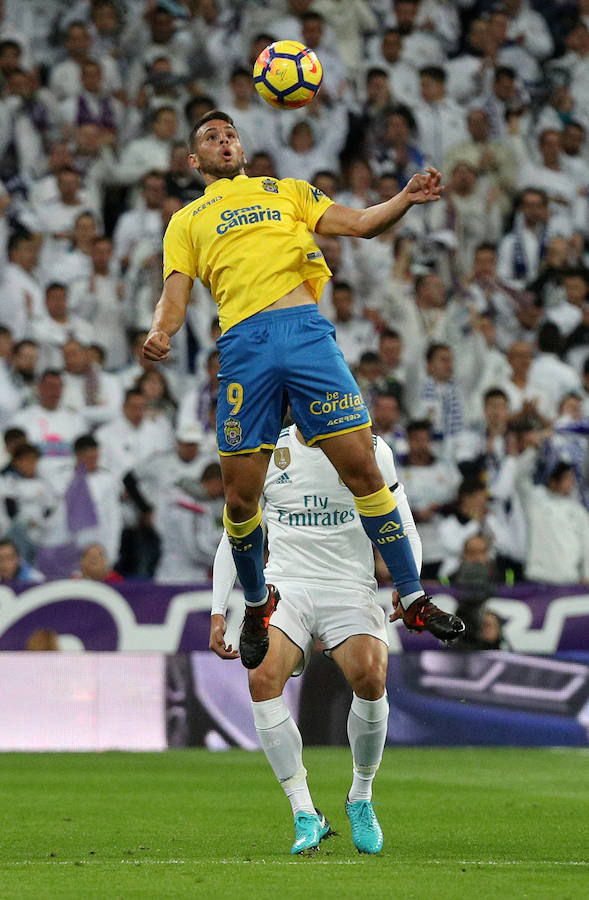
[330,281,376,367]
[116,106,176,185]
[60,338,122,426]
[414,65,468,169]
[370,392,406,458]
[438,476,506,581]
[8,369,86,481]
[0,537,44,582]
[516,451,589,583]
[76,542,124,582]
[29,282,93,370]
[414,342,465,449]
[398,418,460,579]
[155,460,224,583]
[0,231,43,341]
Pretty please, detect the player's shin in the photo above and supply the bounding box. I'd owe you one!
[354,485,423,606]
[251,696,315,816]
[223,505,267,605]
[347,693,389,802]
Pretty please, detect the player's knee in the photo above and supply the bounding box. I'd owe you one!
[348,656,388,700]
[338,454,384,497]
[248,664,284,701]
[224,485,260,521]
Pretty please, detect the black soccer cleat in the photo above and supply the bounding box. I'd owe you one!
[239,584,280,669]
[402,594,465,643]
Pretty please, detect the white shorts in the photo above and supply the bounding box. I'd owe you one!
[269,579,389,676]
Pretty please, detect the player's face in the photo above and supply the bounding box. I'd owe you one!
[191,120,246,180]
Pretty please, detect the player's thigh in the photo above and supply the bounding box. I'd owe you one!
[331,634,388,699]
[284,310,371,444]
[248,625,304,701]
[220,449,271,511]
[217,322,286,454]
[318,427,385,496]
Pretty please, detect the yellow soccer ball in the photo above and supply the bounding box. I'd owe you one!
[253,40,323,109]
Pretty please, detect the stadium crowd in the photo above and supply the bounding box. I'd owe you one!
[0,0,589,586]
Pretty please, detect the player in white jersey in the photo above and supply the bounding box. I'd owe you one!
[210,425,422,856]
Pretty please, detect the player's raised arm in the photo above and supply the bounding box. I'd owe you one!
[143,271,193,361]
[316,167,444,239]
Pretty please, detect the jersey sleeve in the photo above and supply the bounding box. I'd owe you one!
[293,179,334,232]
[163,213,197,282]
[374,436,398,487]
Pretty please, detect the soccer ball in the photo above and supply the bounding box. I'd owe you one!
[253,40,323,109]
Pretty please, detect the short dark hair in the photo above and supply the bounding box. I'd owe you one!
[201,462,222,482]
[124,388,143,404]
[380,327,401,342]
[484,387,508,405]
[419,66,445,82]
[495,65,515,81]
[475,242,497,256]
[74,434,98,454]
[407,419,432,435]
[189,109,235,154]
[39,368,62,381]
[537,321,562,355]
[519,187,548,207]
[12,443,40,461]
[458,476,486,500]
[7,230,32,256]
[4,427,26,445]
[548,460,573,484]
[426,342,450,363]
[45,282,67,295]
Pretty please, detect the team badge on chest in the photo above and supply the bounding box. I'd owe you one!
[262,178,279,193]
[274,447,291,469]
[224,417,242,447]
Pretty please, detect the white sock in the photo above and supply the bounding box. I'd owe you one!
[347,693,389,803]
[252,696,315,817]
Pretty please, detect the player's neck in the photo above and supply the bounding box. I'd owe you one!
[202,169,246,187]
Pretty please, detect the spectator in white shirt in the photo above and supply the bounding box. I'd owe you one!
[68,235,128,370]
[516,452,589,583]
[155,460,225,584]
[60,338,122,427]
[330,281,377,368]
[29,282,93,371]
[398,418,461,578]
[43,210,98,291]
[0,230,44,340]
[8,369,87,482]
[502,0,553,63]
[414,65,468,169]
[518,129,580,224]
[113,169,168,272]
[528,321,581,418]
[366,27,420,106]
[49,20,120,102]
[116,106,176,186]
[497,188,553,290]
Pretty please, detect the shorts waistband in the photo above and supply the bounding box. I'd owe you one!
[229,303,318,331]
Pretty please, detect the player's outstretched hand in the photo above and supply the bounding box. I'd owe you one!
[389,589,403,623]
[143,329,171,361]
[404,167,444,205]
[209,614,240,660]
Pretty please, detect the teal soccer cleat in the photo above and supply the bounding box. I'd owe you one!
[291,809,331,855]
[345,799,384,854]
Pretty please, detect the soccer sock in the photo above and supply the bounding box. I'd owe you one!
[354,485,423,606]
[347,693,389,803]
[252,696,315,817]
[223,505,268,606]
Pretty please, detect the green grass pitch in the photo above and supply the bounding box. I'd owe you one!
[0,748,587,899]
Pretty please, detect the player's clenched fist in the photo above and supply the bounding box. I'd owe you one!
[143,330,171,361]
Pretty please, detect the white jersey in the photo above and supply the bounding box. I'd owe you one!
[212,426,421,615]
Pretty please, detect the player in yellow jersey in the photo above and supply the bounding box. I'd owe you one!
[143,110,464,669]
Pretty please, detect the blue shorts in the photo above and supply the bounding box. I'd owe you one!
[216,304,371,454]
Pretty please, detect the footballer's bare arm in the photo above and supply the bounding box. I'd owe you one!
[143,271,193,361]
[316,167,444,240]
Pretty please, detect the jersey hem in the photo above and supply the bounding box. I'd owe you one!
[306,421,373,446]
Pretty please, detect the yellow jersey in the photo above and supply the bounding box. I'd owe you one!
[163,174,334,333]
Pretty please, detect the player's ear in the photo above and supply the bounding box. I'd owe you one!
[188,152,200,173]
